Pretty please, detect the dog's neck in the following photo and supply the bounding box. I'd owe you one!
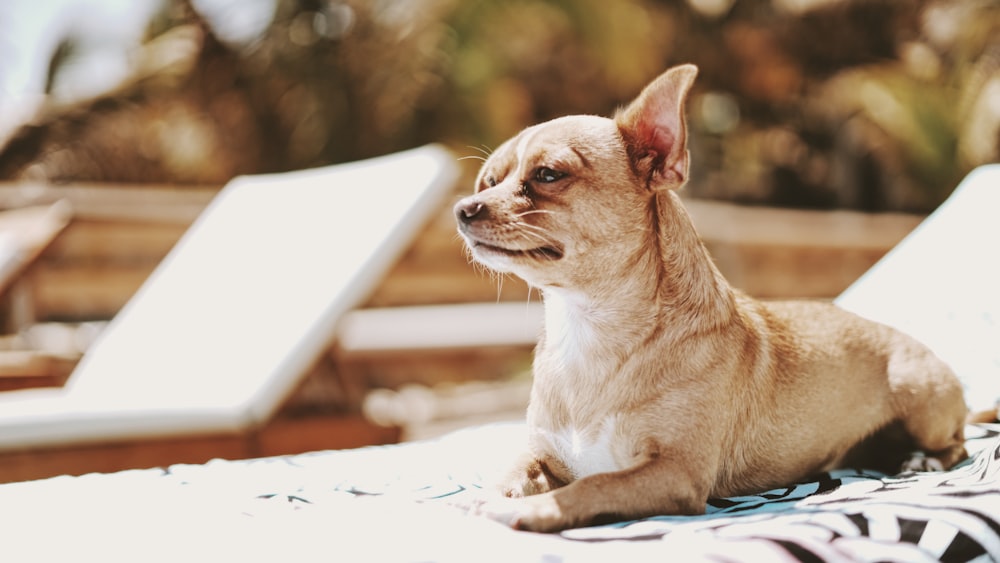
[651,190,735,334]
[538,190,735,378]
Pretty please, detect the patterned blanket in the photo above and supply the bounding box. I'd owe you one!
[0,421,997,562]
[559,424,1000,562]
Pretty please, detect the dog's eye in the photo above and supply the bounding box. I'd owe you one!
[534,167,566,184]
[484,176,497,189]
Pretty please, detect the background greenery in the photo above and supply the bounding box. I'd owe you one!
[1,0,997,212]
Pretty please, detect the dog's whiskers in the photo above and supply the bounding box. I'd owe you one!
[516,209,556,218]
[514,228,561,261]
[493,271,506,301]
[514,222,558,246]
[465,145,494,159]
[459,145,495,164]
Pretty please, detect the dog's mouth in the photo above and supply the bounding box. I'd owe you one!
[472,241,564,261]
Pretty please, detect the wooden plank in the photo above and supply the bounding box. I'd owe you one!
[0,375,68,392]
[0,183,216,224]
[0,202,72,295]
[41,220,188,263]
[23,220,188,320]
[336,303,542,358]
[254,414,401,457]
[0,351,75,390]
[683,199,923,249]
[0,433,249,484]
[683,199,922,297]
[704,242,895,299]
[0,414,399,484]
[28,264,153,320]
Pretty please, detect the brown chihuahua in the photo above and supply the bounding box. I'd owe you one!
[454,64,968,533]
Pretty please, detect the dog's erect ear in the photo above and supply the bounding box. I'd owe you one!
[615,64,698,190]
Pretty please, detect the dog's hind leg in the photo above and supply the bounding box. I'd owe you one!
[889,343,969,471]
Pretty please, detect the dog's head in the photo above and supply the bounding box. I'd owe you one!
[454,64,698,289]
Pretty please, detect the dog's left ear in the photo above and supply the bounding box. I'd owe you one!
[616,64,698,190]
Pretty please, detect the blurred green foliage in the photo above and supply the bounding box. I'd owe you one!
[0,0,997,212]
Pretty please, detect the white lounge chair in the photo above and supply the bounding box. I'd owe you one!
[0,144,458,481]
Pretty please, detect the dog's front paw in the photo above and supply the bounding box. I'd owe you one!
[501,477,546,498]
[499,455,565,498]
[470,493,569,533]
[510,494,572,532]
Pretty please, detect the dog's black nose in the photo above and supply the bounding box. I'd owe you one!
[454,199,486,223]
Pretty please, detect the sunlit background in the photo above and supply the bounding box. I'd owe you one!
[1,0,997,211]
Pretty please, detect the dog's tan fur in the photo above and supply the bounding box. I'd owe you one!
[454,64,968,532]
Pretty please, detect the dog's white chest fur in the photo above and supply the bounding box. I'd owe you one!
[543,416,623,479]
[542,290,604,374]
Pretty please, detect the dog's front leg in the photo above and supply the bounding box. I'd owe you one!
[491,455,711,533]
[499,451,570,497]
